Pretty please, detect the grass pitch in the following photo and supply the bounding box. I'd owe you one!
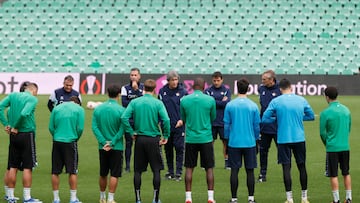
[0,94,358,203]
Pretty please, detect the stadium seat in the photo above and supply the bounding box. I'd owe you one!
[0,0,358,74]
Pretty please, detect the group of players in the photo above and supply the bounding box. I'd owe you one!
[0,68,352,203]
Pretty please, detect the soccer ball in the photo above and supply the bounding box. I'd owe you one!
[86,101,102,109]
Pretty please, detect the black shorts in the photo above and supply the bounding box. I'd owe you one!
[134,136,164,173]
[8,132,37,170]
[99,149,123,177]
[184,142,214,169]
[277,142,306,165]
[212,126,225,140]
[326,151,350,177]
[228,147,257,169]
[52,141,79,175]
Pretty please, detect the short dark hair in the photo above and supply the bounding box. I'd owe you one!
[107,84,121,98]
[25,82,38,91]
[212,71,223,79]
[279,78,291,90]
[70,96,81,105]
[64,75,74,82]
[20,81,30,92]
[193,77,205,90]
[237,78,250,94]
[324,86,338,100]
[130,67,140,74]
[144,79,156,92]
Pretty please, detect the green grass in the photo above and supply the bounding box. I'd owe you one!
[0,94,359,203]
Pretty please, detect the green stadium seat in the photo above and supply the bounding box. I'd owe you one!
[342,68,355,75]
[0,0,358,74]
[327,68,340,75]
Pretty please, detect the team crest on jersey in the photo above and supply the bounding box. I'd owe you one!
[262,91,265,95]
[163,92,167,96]
[221,92,224,95]
[176,92,180,96]
[272,92,277,96]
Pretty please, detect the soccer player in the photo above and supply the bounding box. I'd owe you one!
[0,83,42,203]
[224,78,260,203]
[121,68,144,172]
[3,81,30,201]
[121,79,170,203]
[48,96,84,203]
[47,75,82,112]
[158,70,188,181]
[205,71,231,169]
[180,78,216,203]
[257,70,281,182]
[92,84,126,203]
[320,87,352,203]
[262,78,314,203]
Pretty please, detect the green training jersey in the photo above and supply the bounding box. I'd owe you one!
[92,99,125,150]
[180,90,216,144]
[320,101,351,152]
[0,91,38,132]
[121,94,170,139]
[49,102,85,143]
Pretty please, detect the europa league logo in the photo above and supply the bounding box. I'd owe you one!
[80,75,101,95]
[86,75,96,94]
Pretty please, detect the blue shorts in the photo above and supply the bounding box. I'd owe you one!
[228,147,257,169]
[277,142,306,165]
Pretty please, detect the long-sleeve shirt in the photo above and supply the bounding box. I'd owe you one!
[180,90,216,144]
[158,83,188,132]
[320,101,351,152]
[258,83,281,134]
[204,84,231,127]
[49,102,85,143]
[92,99,126,150]
[121,94,170,139]
[0,91,38,132]
[47,87,81,112]
[224,97,260,148]
[262,93,315,144]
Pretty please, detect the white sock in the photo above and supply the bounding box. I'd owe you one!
[208,190,214,201]
[301,189,308,200]
[108,192,114,201]
[231,198,237,201]
[70,190,77,201]
[53,190,60,201]
[332,190,339,202]
[8,188,14,199]
[185,191,192,202]
[345,190,352,200]
[23,187,31,200]
[286,191,293,202]
[248,196,254,201]
[100,191,106,200]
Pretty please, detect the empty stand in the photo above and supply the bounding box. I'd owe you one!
[0,0,359,74]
